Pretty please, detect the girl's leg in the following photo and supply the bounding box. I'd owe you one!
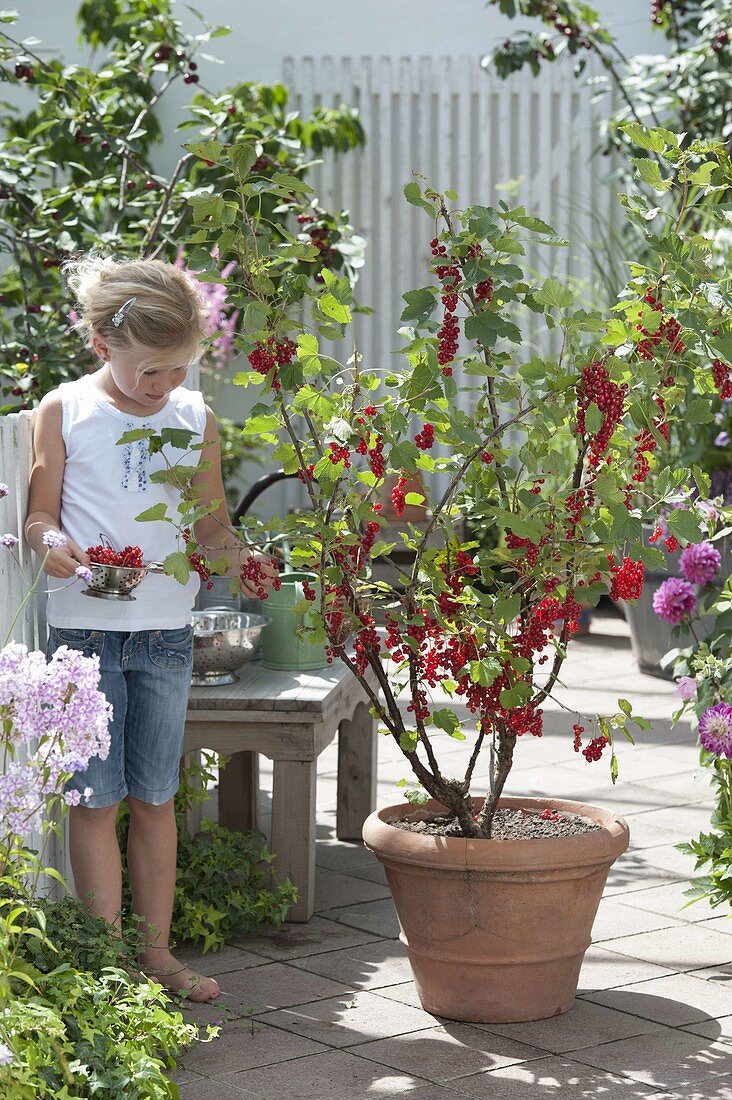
[126,794,219,1001]
[68,802,123,928]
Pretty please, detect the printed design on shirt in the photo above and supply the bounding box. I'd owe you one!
[121,421,151,492]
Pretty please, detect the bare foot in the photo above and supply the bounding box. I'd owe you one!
[138,950,220,1003]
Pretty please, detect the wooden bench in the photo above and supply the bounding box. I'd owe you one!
[183,658,378,922]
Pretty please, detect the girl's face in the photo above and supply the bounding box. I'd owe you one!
[93,336,191,409]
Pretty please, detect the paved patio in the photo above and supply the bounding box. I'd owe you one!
[172,604,732,1099]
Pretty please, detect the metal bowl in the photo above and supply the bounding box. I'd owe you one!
[81,561,164,601]
[192,610,270,686]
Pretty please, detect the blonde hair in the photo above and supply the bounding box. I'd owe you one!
[63,255,208,368]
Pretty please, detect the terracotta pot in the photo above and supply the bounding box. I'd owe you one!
[362,795,629,1023]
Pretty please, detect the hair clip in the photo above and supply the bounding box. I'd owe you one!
[111,297,137,327]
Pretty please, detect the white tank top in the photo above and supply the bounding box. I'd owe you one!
[45,376,205,630]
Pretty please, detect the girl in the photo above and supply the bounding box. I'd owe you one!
[25,256,277,1003]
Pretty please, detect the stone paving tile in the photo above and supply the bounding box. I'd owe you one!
[576,945,677,991]
[174,943,270,976]
[218,1048,436,1099]
[177,1017,328,1077]
[568,1027,732,1091]
[442,1055,664,1098]
[619,880,717,922]
[254,989,437,1048]
[289,937,414,990]
[347,1023,546,1082]
[326,896,401,938]
[468,997,662,1053]
[584,972,732,1027]
[682,1016,732,1045]
[313,865,391,911]
[606,924,732,972]
[228,916,380,961]
[590,898,681,943]
[214,960,355,1015]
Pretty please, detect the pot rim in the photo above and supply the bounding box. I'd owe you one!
[363,796,629,872]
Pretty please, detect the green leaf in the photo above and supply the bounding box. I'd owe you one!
[296,333,321,375]
[135,503,170,523]
[534,277,573,310]
[161,427,196,450]
[666,508,703,544]
[401,287,437,324]
[464,311,521,347]
[585,402,603,435]
[499,682,533,708]
[469,656,503,687]
[632,158,671,193]
[164,551,192,586]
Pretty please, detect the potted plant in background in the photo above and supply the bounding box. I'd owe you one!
[135,121,731,1022]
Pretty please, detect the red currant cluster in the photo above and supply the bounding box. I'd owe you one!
[14,62,34,81]
[583,734,609,763]
[86,543,144,568]
[247,337,297,390]
[414,423,435,450]
[712,359,732,400]
[576,361,628,465]
[328,441,351,468]
[431,237,461,375]
[572,723,585,752]
[475,279,494,303]
[609,556,645,601]
[391,474,408,518]
[240,555,281,600]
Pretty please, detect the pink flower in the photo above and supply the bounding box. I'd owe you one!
[652,577,696,624]
[679,541,722,586]
[675,676,697,700]
[698,702,732,759]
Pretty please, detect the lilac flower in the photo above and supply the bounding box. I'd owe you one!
[679,541,722,586]
[75,564,93,584]
[0,643,111,838]
[0,534,18,548]
[652,577,696,624]
[698,702,732,759]
[0,483,8,499]
[714,431,730,448]
[675,676,697,700]
[42,530,67,549]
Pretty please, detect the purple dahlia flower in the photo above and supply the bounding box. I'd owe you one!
[679,541,722,586]
[652,577,696,624]
[698,702,732,759]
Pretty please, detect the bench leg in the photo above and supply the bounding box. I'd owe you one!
[219,751,259,833]
[272,759,317,922]
[337,700,377,841]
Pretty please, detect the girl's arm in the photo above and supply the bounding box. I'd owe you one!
[25,393,91,578]
[190,406,277,598]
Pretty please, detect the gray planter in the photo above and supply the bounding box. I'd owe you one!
[623,528,730,680]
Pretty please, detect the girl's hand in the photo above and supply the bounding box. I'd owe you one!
[42,534,91,579]
[240,551,279,599]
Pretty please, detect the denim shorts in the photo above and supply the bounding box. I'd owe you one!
[46,625,194,809]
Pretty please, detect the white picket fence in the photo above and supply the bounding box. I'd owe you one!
[283,53,617,384]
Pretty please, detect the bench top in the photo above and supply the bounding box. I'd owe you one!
[187,655,375,715]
